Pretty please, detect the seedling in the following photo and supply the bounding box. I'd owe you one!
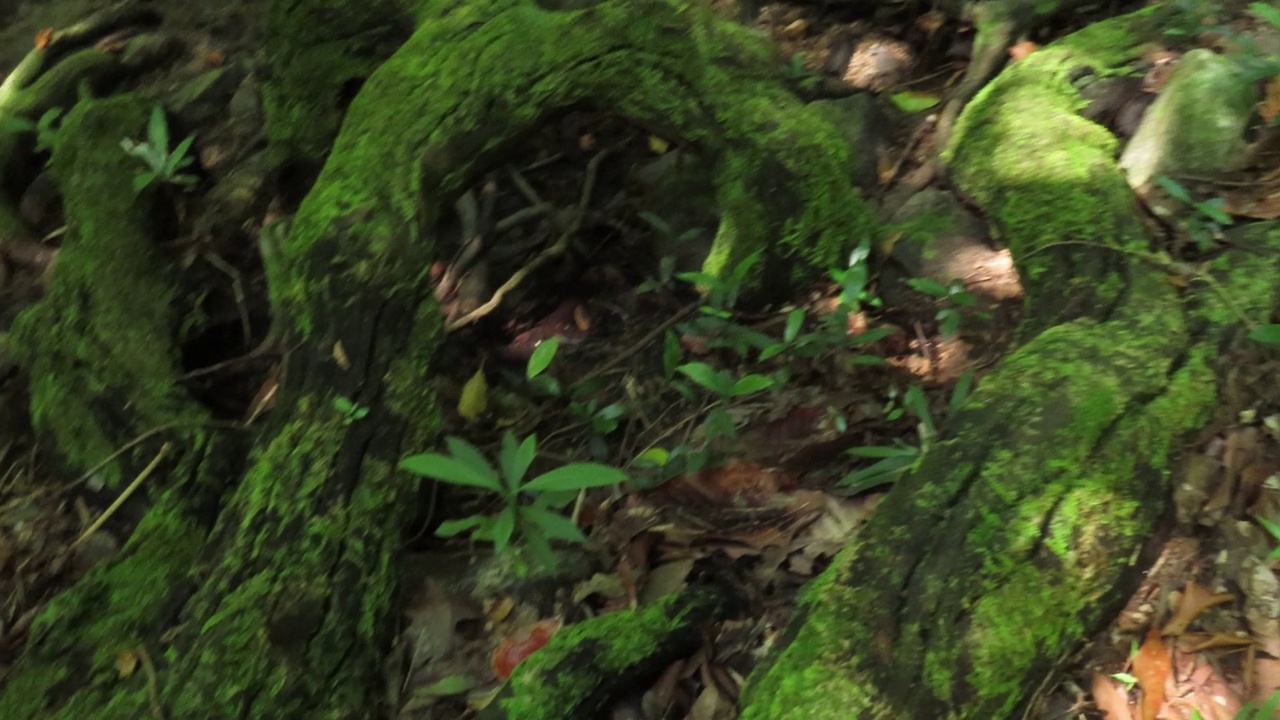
[399,432,627,568]
[1,106,63,153]
[906,277,978,340]
[333,396,369,425]
[121,104,198,194]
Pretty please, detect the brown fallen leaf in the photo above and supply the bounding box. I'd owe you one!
[1163,582,1235,636]
[1133,627,1171,720]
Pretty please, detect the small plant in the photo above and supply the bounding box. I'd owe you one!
[399,432,628,567]
[676,251,776,357]
[1154,176,1234,251]
[1255,513,1280,564]
[1,107,63,153]
[838,373,974,493]
[333,396,369,425]
[677,361,773,440]
[121,104,198,194]
[524,337,628,458]
[905,277,979,340]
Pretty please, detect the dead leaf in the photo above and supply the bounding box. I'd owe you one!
[577,134,596,152]
[1260,77,1280,124]
[1163,582,1235,636]
[34,28,52,49]
[1133,627,1171,720]
[1092,672,1135,720]
[115,648,140,679]
[333,340,350,369]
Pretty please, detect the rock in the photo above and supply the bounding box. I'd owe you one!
[1120,48,1259,189]
[809,93,883,192]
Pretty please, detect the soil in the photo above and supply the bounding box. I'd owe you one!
[1,0,1279,718]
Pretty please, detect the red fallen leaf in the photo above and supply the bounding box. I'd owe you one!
[492,620,558,680]
[34,28,52,49]
[502,300,589,360]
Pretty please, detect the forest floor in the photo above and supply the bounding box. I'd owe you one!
[2,1,1280,719]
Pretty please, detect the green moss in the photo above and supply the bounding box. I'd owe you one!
[8,94,206,485]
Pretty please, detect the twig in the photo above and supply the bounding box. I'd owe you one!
[71,442,172,550]
[579,301,699,383]
[447,150,611,331]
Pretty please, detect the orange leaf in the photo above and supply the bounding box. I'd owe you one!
[34,28,52,49]
[1132,627,1171,720]
[1260,77,1280,124]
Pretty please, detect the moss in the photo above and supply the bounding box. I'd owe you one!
[8,94,206,486]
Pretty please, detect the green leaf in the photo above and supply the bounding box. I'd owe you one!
[526,337,560,379]
[167,135,196,174]
[443,436,501,486]
[838,454,916,492]
[420,674,478,697]
[1155,175,1192,203]
[677,362,731,395]
[949,370,975,417]
[847,445,919,459]
[1196,197,1233,226]
[521,521,558,569]
[500,432,538,489]
[435,515,488,538]
[663,330,682,379]
[906,277,950,297]
[1252,324,1280,344]
[521,505,588,543]
[1250,2,1280,29]
[491,504,517,554]
[148,104,169,153]
[758,343,787,362]
[731,374,774,396]
[400,452,502,492]
[888,91,941,112]
[333,397,355,414]
[132,172,157,195]
[783,308,805,343]
[522,463,628,492]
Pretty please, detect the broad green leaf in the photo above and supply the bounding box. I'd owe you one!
[400,452,502,491]
[1250,324,1280,344]
[443,436,500,486]
[731,374,774,396]
[526,337,560,379]
[133,172,156,194]
[838,454,916,492]
[168,136,196,173]
[677,362,729,395]
[500,432,538,488]
[457,366,488,421]
[758,343,787,362]
[783,308,805,343]
[663,330,682,379]
[847,445,919,459]
[949,370,975,417]
[522,521,557,569]
[1250,1,1280,29]
[420,674,478,697]
[521,505,588,544]
[906,277,949,297]
[491,505,517,554]
[634,447,670,467]
[522,463,628,492]
[1155,175,1192,203]
[148,105,169,153]
[435,515,488,538]
[889,91,941,112]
